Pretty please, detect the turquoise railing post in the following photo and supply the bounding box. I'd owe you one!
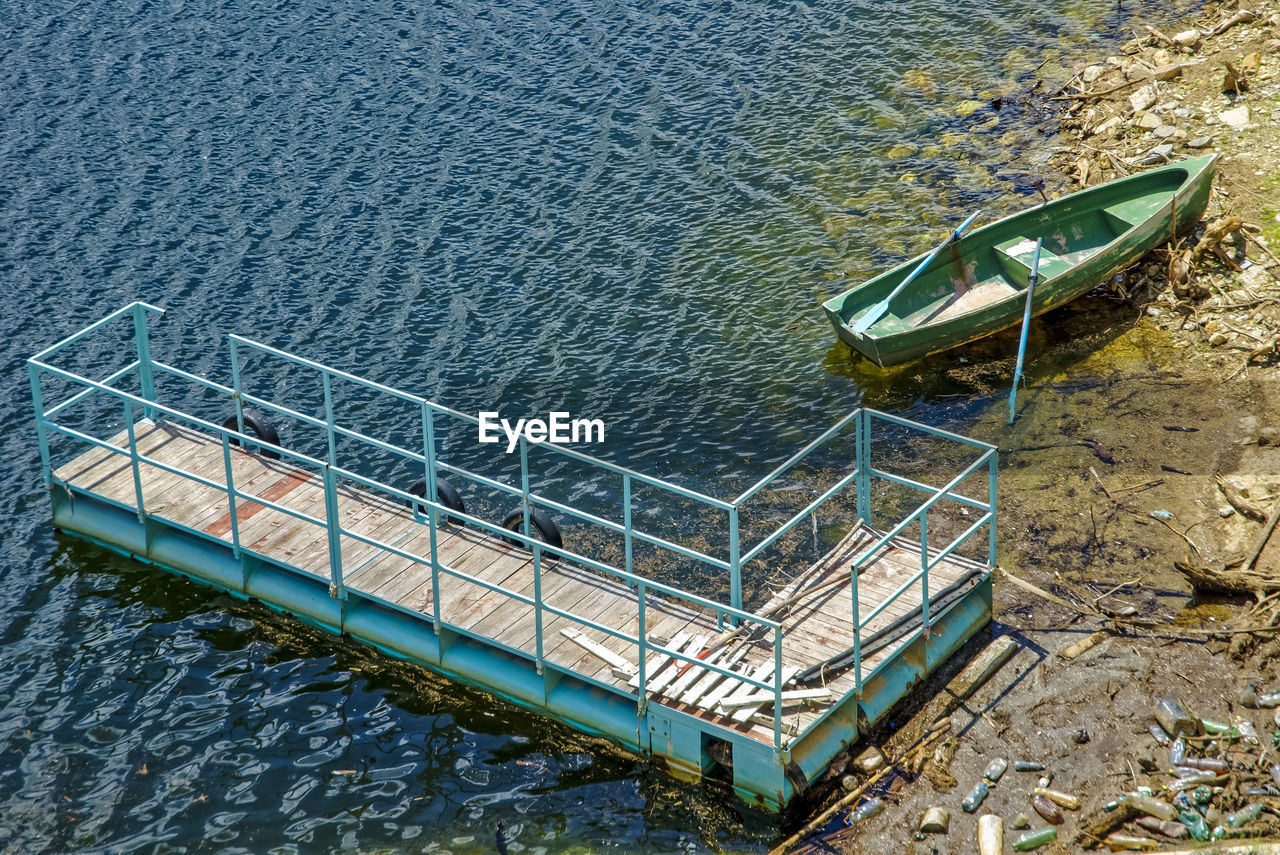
[519,437,532,538]
[858,409,871,524]
[623,474,634,585]
[852,567,862,694]
[124,399,145,520]
[773,625,783,747]
[27,363,51,486]
[229,338,245,436]
[221,433,241,557]
[131,303,157,420]
[323,465,344,598]
[421,403,442,629]
[988,454,998,564]
[728,506,742,614]
[920,512,930,631]
[636,580,648,714]
[533,544,544,673]
[322,371,337,467]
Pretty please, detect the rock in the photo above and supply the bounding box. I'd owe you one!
[854,746,884,773]
[1220,506,1235,517]
[1219,106,1250,129]
[1210,332,1230,347]
[1241,53,1263,75]
[1151,49,1171,66]
[1260,427,1280,447]
[920,806,950,834]
[1137,143,1173,165]
[1091,116,1123,137]
[1137,112,1164,129]
[1173,29,1201,47]
[1151,125,1177,139]
[1083,64,1108,83]
[1153,63,1184,81]
[956,99,984,117]
[887,142,919,160]
[1129,85,1158,113]
[1187,135,1214,148]
[1265,38,1280,54]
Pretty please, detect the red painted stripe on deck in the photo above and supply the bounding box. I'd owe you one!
[204,469,311,538]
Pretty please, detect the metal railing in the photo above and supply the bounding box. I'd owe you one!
[28,303,997,745]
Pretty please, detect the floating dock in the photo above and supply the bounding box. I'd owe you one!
[29,303,998,810]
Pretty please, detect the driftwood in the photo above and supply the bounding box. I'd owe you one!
[1076,800,1142,849]
[1218,476,1268,522]
[1145,24,1178,47]
[1174,561,1280,596]
[1206,9,1256,37]
[1223,59,1249,95]
[1191,216,1244,264]
[769,728,947,855]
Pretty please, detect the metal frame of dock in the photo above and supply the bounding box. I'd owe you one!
[28,302,998,810]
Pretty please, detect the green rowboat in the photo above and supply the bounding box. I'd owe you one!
[822,154,1217,367]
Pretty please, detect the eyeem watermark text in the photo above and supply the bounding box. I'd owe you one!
[478,411,605,453]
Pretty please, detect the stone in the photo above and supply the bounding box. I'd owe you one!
[1187,135,1214,148]
[921,806,951,834]
[1137,112,1164,129]
[956,99,984,117]
[1083,64,1107,83]
[1153,63,1184,81]
[1152,125,1177,139]
[1091,116,1123,137]
[1260,427,1280,447]
[1219,106,1250,129]
[854,746,884,773]
[1220,506,1235,518]
[1129,84,1158,113]
[1151,49,1171,66]
[1173,29,1201,47]
[1210,332,1230,346]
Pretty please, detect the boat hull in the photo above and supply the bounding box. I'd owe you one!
[822,155,1217,367]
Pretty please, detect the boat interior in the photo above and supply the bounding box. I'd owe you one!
[864,175,1185,333]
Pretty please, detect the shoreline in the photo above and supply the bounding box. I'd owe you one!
[781,4,1280,852]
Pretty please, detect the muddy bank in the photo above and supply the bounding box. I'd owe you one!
[777,3,1280,852]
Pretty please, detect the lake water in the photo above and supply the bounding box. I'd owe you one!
[0,0,1197,851]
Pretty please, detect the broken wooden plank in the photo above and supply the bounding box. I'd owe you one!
[728,666,799,722]
[719,687,832,710]
[646,635,707,696]
[681,645,748,706]
[627,630,691,689]
[560,628,634,675]
[697,661,753,712]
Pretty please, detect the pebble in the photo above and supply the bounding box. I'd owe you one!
[1219,106,1250,129]
[1151,125,1177,139]
[1129,85,1158,112]
[920,806,950,834]
[1083,64,1107,83]
[1137,112,1164,129]
[1187,135,1214,148]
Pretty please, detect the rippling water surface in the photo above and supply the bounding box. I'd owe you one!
[1,0,1198,851]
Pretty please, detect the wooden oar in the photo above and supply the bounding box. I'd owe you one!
[1007,238,1043,424]
[850,209,982,334]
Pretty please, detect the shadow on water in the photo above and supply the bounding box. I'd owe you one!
[36,535,780,853]
[822,291,1146,418]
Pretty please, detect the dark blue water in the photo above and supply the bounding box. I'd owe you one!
[1,0,1198,851]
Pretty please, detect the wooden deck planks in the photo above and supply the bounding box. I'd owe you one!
[55,418,988,743]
